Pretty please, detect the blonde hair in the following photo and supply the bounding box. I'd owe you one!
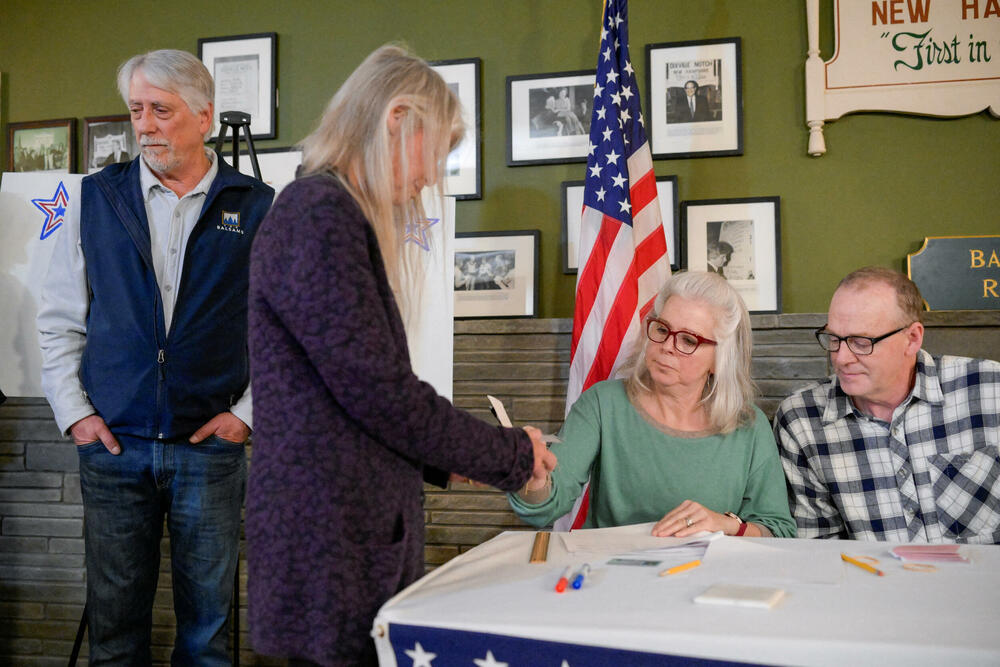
[298,44,463,313]
[623,271,756,433]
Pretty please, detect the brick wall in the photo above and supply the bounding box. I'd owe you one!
[2,312,997,664]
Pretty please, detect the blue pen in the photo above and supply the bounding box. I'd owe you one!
[571,563,590,589]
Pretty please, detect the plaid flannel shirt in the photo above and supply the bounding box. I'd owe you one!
[774,350,1000,544]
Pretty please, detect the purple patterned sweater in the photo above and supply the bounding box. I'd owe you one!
[245,172,533,665]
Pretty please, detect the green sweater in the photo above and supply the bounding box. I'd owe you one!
[509,380,796,537]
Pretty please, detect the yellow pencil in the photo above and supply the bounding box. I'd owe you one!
[659,559,702,577]
[841,553,885,576]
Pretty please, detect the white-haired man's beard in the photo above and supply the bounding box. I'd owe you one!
[139,136,181,174]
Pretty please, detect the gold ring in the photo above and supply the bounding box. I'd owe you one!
[685,517,694,527]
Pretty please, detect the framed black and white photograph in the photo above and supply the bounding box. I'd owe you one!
[506,70,595,166]
[681,196,780,313]
[646,37,742,159]
[454,230,539,318]
[561,176,680,274]
[198,32,277,140]
[83,115,140,174]
[221,145,302,196]
[430,58,481,199]
[6,118,76,173]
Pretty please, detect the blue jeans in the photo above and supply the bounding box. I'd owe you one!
[77,434,247,666]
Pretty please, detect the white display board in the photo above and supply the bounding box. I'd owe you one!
[805,0,1000,155]
[0,174,454,401]
[0,172,85,396]
[404,192,455,401]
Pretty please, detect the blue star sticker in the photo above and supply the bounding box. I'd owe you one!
[31,181,70,240]
[403,217,439,252]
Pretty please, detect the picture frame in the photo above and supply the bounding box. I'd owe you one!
[646,37,743,159]
[6,118,76,173]
[198,32,277,140]
[561,176,680,274]
[506,69,595,166]
[221,145,302,196]
[454,230,540,318]
[83,115,140,174]
[680,196,781,314]
[430,58,481,199]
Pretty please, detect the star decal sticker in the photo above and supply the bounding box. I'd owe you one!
[32,181,70,241]
[404,642,436,667]
[473,651,508,667]
[403,217,439,251]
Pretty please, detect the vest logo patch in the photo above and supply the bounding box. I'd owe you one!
[217,211,244,235]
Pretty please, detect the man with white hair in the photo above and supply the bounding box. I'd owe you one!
[38,49,273,664]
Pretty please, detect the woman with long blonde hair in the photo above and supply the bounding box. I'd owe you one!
[245,45,555,666]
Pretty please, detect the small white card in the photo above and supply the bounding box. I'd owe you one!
[486,395,561,442]
[693,584,786,609]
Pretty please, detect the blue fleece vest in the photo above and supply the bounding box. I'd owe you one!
[78,158,274,439]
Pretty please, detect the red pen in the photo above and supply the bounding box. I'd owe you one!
[554,566,573,593]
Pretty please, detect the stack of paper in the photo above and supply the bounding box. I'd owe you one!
[890,544,969,563]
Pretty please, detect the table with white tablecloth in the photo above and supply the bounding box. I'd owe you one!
[373,523,1000,666]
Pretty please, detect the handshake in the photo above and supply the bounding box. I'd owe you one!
[450,396,558,491]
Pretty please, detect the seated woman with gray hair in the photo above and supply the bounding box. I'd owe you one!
[510,271,795,538]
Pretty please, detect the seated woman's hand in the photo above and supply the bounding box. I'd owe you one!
[651,499,734,537]
[523,425,556,491]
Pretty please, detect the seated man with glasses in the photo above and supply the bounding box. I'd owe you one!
[508,271,795,538]
[774,266,1000,543]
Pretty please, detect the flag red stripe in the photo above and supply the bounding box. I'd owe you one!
[629,169,657,214]
[570,489,591,530]
[570,213,621,358]
[583,261,638,390]
[638,294,656,321]
[634,222,667,274]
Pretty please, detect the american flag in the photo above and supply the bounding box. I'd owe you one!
[561,0,671,530]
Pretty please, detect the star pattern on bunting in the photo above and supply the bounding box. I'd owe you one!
[473,650,508,667]
[404,641,437,667]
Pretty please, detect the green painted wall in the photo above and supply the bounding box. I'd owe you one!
[2,0,997,315]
